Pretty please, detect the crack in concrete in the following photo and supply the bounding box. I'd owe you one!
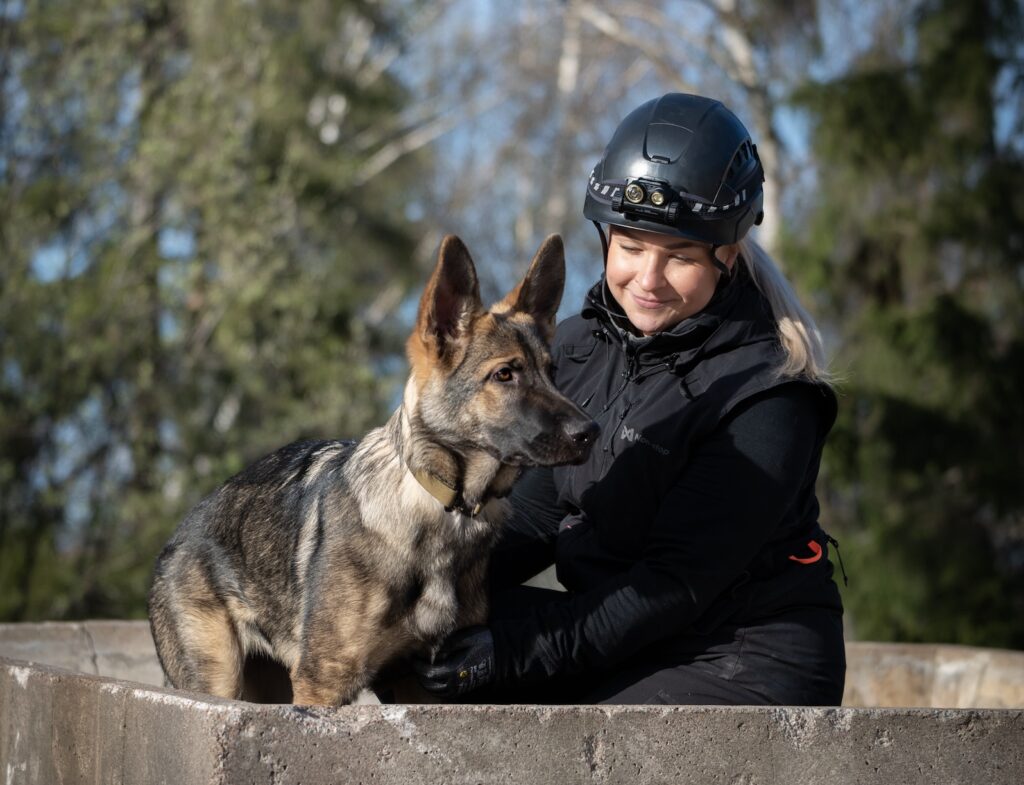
[80,623,99,676]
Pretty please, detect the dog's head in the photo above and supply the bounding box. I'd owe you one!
[406,235,598,467]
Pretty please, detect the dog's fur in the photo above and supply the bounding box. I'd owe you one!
[147,235,596,705]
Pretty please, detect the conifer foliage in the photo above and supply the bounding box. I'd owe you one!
[0,0,425,619]
[788,0,1024,646]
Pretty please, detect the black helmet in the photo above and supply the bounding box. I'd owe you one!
[584,93,765,246]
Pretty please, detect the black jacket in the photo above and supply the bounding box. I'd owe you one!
[489,268,843,684]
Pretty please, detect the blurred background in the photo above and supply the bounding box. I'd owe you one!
[0,0,1022,649]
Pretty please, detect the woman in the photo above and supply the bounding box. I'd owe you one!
[415,93,846,705]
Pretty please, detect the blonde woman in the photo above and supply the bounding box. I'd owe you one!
[416,94,846,705]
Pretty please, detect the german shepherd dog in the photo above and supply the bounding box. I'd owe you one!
[148,235,597,705]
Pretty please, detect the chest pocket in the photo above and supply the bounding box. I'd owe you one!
[557,377,709,559]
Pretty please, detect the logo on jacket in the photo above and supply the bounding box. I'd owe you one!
[620,425,670,455]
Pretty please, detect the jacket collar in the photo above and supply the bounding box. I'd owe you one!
[581,265,777,373]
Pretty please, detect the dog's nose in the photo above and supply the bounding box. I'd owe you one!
[568,419,600,447]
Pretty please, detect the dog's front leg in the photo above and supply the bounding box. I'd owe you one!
[291,602,373,706]
[291,651,368,706]
[455,556,490,628]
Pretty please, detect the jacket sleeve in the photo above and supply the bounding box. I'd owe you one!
[487,466,565,591]
[489,382,829,684]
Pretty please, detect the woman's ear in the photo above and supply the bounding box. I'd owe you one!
[714,243,740,272]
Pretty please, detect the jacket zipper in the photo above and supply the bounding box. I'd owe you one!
[602,399,633,453]
[596,344,674,454]
[601,344,636,414]
[601,344,638,453]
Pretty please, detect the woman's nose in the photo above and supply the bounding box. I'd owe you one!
[637,254,664,291]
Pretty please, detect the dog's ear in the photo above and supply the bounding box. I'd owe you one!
[413,235,483,360]
[500,234,565,342]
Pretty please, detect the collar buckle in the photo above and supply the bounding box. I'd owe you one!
[412,469,482,517]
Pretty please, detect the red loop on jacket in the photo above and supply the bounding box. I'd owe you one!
[788,540,823,565]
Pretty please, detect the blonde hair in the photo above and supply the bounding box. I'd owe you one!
[736,238,832,384]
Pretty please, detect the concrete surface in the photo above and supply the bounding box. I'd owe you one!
[4,620,1024,708]
[2,622,1024,784]
[844,641,1024,709]
[0,620,164,687]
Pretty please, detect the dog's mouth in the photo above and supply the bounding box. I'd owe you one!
[500,423,600,467]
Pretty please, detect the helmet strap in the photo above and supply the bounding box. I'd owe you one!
[592,221,609,264]
[710,244,733,279]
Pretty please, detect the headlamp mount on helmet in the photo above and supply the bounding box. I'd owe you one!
[610,175,755,225]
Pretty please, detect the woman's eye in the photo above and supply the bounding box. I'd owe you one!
[492,367,514,383]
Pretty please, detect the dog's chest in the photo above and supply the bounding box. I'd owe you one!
[410,575,459,639]
[407,512,495,639]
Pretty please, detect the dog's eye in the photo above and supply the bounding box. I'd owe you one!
[491,367,515,383]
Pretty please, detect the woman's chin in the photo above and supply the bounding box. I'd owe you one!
[627,312,670,336]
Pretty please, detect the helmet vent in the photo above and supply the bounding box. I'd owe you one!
[727,140,755,180]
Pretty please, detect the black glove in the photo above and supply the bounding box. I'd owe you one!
[413,626,495,697]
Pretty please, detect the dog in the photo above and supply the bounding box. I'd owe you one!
[147,234,598,705]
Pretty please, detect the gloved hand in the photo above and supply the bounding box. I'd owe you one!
[413,626,495,697]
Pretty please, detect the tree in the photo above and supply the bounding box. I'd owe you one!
[0,0,428,619]
[788,0,1024,646]
[396,0,823,315]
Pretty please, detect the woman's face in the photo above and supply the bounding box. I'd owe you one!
[605,227,737,336]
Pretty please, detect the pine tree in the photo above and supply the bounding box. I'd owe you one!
[0,0,427,619]
[788,0,1024,646]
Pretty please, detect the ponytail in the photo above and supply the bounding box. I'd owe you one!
[736,238,833,384]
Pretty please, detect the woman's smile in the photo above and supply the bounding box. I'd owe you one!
[630,292,669,308]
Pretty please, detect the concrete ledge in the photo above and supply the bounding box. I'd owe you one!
[2,622,1024,784]
[845,641,1024,708]
[4,621,1024,708]
[0,620,164,686]
[2,658,1022,785]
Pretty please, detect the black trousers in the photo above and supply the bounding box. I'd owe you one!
[480,586,846,706]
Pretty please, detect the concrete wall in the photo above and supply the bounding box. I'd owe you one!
[2,622,1023,785]
[845,641,1024,709]
[4,620,1024,708]
[0,621,164,688]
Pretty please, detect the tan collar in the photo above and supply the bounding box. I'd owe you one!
[411,468,482,517]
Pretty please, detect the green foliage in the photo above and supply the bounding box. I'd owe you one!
[789,0,1024,646]
[0,0,427,620]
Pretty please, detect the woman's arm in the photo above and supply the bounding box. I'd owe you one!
[490,382,830,684]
